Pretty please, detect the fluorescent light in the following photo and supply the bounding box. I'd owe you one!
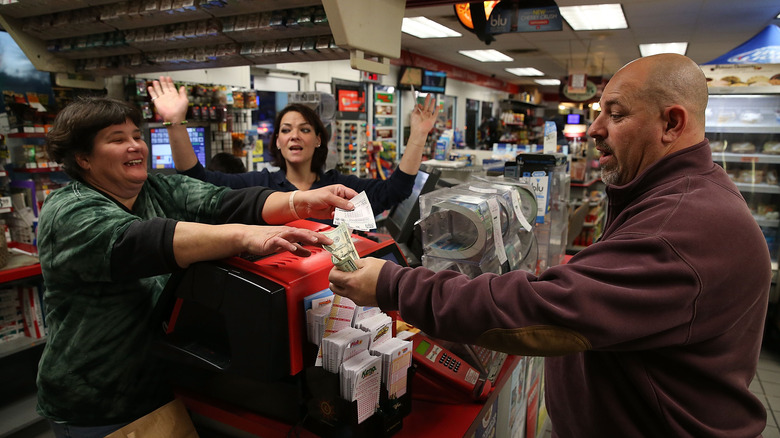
[559,4,628,30]
[639,42,688,57]
[505,67,544,76]
[535,79,561,86]
[402,17,462,39]
[459,49,513,62]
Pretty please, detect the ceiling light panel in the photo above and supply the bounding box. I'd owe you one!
[639,42,689,57]
[559,4,628,31]
[505,67,544,77]
[402,17,462,39]
[535,79,561,86]
[459,50,514,62]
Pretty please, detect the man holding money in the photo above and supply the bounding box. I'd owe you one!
[326,54,770,437]
[322,223,360,272]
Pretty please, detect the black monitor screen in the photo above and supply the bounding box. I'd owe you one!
[365,241,409,268]
[148,126,209,171]
[421,70,447,94]
[385,166,441,245]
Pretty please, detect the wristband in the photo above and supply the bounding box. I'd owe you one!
[289,191,301,220]
[162,120,188,127]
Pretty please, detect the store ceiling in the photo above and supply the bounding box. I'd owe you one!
[1,0,778,95]
[401,0,780,93]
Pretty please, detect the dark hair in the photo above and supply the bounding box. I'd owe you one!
[45,96,142,182]
[269,103,328,173]
[208,152,247,173]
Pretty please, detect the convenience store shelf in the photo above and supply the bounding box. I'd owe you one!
[712,152,780,164]
[705,125,780,134]
[0,336,45,360]
[0,393,44,437]
[734,182,780,194]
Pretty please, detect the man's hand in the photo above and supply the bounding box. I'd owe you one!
[328,257,387,307]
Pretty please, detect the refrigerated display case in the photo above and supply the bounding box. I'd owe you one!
[706,88,780,300]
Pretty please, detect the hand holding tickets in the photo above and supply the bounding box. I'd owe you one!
[322,222,360,272]
[333,191,376,231]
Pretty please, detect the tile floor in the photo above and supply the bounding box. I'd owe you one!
[753,346,780,438]
[11,347,780,438]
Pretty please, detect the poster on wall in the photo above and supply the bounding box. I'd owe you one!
[701,64,780,91]
[0,32,52,95]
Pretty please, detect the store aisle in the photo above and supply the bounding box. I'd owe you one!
[10,346,780,438]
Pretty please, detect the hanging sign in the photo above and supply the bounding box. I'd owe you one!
[513,6,563,32]
[562,80,598,102]
[567,72,587,94]
[454,2,501,29]
[487,6,563,34]
[456,2,562,36]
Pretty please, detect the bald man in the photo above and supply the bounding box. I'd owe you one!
[330,54,770,437]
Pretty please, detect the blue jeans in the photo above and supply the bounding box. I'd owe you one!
[48,420,129,438]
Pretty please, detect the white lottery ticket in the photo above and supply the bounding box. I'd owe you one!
[334,191,377,231]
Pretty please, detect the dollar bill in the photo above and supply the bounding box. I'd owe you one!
[334,254,359,272]
[322,222,360,272]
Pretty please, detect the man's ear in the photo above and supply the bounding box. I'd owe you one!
[661,105,687,144]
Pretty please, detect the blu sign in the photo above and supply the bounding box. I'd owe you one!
[488,6,562,34]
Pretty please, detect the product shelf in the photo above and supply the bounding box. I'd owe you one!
[0,393,43,436]
[712,152,780,164]
[0,336,45,360]
[7,133,46,139]
[706,125,780,134]
[13,166,63,173]
[734,182,780,194]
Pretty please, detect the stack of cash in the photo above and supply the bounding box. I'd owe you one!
[322,222,360,272]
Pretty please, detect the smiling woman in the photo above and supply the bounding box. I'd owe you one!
[35,95,359,438]
[44,96,145,187]
[76,120,148,208]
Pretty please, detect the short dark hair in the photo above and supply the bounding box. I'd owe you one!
[45,96,142,182]
[208,152,246,173]
[269,103,328,173]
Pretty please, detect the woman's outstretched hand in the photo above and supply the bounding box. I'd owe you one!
[148,76,189,124]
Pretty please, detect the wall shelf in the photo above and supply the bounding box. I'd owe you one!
[0,0,357,76]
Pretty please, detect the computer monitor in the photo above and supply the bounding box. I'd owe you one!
[384,166,441,246]
[332,79,366,121]
[147,125,210,173]
[420,69,447,94]
[566,113,583,125]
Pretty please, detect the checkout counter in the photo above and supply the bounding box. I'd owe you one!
[156,179,556,437]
